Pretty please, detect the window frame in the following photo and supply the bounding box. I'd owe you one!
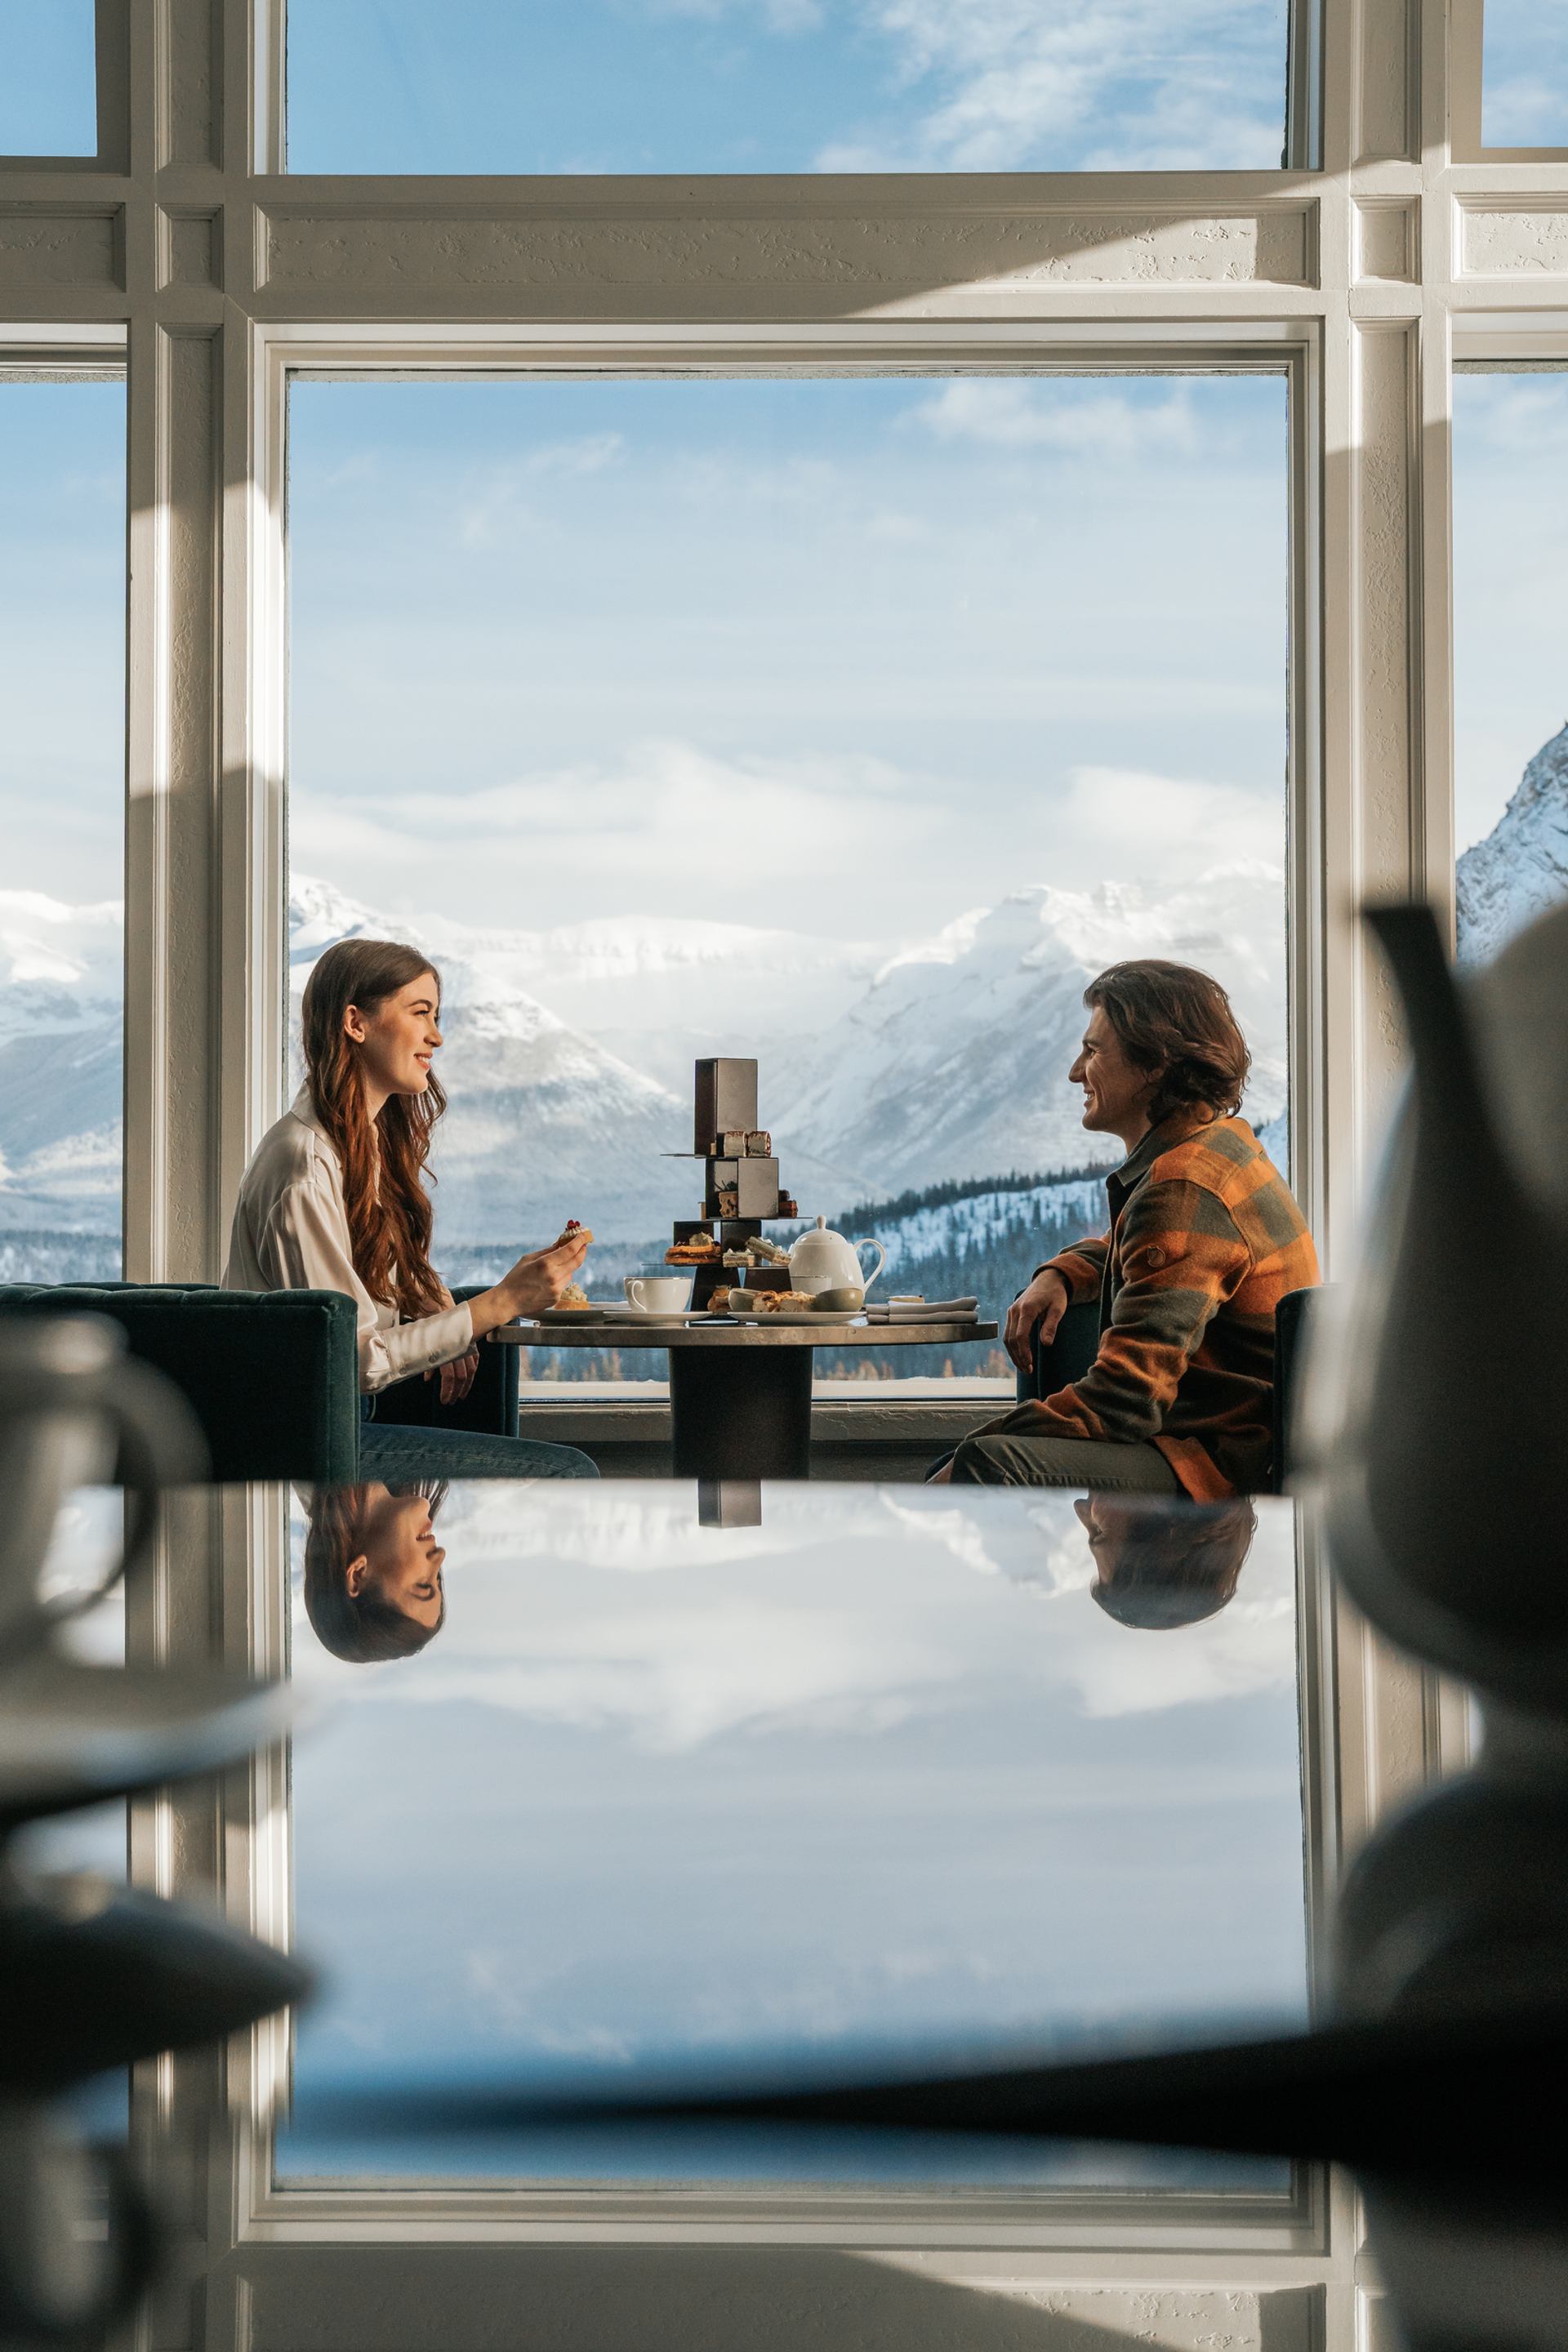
[269,327,1319,1428]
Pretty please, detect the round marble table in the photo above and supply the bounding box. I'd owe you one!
[493,1316,1000,1479]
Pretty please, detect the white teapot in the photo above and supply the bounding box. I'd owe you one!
[787,1216,887,1298]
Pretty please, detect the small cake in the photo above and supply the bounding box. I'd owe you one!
[557,1219,595,1246]
[666,1234,722,1266]
[557,1281,590,1310]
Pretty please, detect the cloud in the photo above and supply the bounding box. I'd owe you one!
[911,381,1201,463]
[1055,764,1285,880]
[292,1483,1299,1751]
[648,0,823,27]
[1454,376,1568,456]
[811,0,1287,173]
[289,738,946,912]
[458,435,626,545]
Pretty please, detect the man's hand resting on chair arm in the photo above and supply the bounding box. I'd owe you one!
[1004,1267,1070,1376]
[467,1229,593,1339]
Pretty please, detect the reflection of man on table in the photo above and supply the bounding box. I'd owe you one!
[932,959,1317,1494]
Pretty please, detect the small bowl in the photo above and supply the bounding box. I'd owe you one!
[811,1285,865,1314]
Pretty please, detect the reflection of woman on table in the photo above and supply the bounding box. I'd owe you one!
[223,938,596,1480]
[1080,1494,1256,1629]
[304,1481,447,1662]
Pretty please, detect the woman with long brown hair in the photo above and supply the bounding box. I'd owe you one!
[224,937,595,1478]
[302,1479,449,1662]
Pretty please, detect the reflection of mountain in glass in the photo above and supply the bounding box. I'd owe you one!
[282,1480,1305,2189]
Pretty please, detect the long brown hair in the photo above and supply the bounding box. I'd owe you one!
[303,1481,448,1664]
[1084,960,1251,1127]
[301,938,448,1320]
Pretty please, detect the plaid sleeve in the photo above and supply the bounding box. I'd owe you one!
[1039,1234,1109,1303]
[996,1179,1249,1446]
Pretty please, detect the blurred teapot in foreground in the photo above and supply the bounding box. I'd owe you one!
[1309,895,1568,1713]
[787,1217,887,1298]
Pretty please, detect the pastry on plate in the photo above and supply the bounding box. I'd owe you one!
[556,1281,590,1310]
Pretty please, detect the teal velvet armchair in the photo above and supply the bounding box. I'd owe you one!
[0,1284,516,1484]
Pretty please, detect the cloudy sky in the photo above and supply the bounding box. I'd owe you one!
[1481,0,1568,146]
[0,0,97,152]
[286,0,1290,174]
[286,372,1290,940]
[0,383,124,906]
[282,1481,1305,2184]
[1453,372,1568,850]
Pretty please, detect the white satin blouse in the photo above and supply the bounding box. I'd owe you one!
[221,1086,474,1395]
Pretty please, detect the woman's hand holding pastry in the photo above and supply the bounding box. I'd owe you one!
[467,1223,592,1337]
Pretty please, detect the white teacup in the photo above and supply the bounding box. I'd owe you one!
[624,1274,693,1314]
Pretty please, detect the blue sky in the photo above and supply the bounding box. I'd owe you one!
[288,373,1290,938]
[0,0,96,154]
[1453,373,1568,851]
[0,383,125,902]
[282,1481,1305,2185]
[1482,0,1568,145]
[2,366,1561,947]
[286,0,1291,175]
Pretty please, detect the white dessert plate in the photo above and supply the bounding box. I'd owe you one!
[600,1307,714,1326]
[534,1306,617,1324]
[722,1308,867,1326]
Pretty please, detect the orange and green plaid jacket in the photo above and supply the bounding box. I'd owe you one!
[981,1112,1319,1499]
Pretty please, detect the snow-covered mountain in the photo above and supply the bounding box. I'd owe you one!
[288,862,1288,1232]
[1,852,1289,1258]
[0,892,122,1243]
[772,864,1288,1199]
[1457,721,1568,964]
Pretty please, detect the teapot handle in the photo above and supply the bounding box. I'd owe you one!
[853,1239,887,1295]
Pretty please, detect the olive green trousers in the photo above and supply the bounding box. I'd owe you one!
[948,1431,1183,1491]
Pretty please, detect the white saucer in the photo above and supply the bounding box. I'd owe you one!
[723,1309,866,1326]
[603,1307,709,1326]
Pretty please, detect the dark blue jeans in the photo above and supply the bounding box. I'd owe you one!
[359,1399,597,1480]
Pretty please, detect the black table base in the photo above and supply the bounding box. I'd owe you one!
[669,1347,813,1480]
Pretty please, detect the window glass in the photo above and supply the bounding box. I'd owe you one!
[284,0,1291,174]
[1453,370,1568,964]
[1482,0,1568,147]
[0,0,98,154]
[0,381,125,1282]
[287,372,1289,1397]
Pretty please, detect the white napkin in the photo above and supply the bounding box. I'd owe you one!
[866,1297,979,1321]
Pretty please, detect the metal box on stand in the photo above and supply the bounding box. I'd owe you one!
[694,1060,759,1154]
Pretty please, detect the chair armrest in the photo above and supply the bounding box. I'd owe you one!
[0,1285,362,1484]
[372,1285,518,1439]
[1016,1298,1101,1403]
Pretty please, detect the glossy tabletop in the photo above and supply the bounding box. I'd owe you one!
[495,1317,1000,1348]
[280,1477,1309,2188]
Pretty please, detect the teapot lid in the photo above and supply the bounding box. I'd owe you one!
[814,1215,826,1229]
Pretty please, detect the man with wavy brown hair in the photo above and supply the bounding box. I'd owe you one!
[937,960,1318,1497]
